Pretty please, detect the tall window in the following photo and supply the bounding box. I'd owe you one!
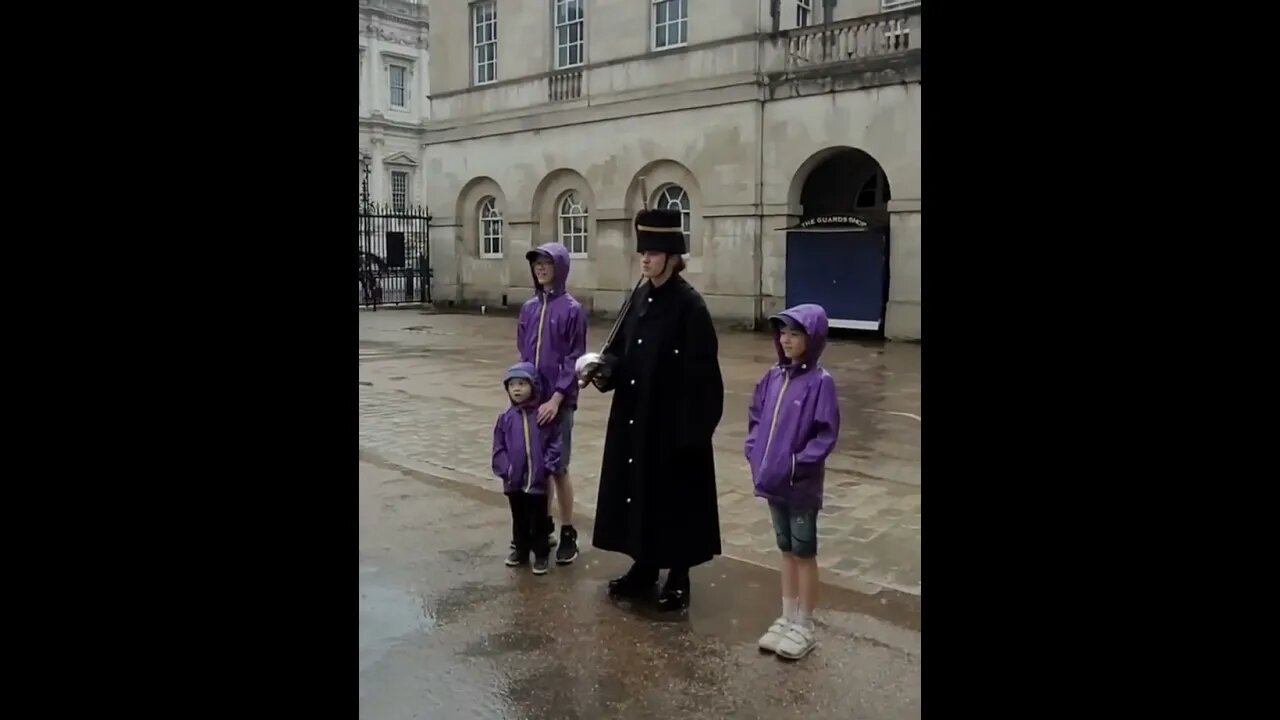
[654,185,691,249]
[651,0,687,50]
[472,2,498,85]
[554,0,584,69]
[391,171,409,213]
[479,197,504,258]
[558,192,588,256]
[796,0,812,28]
[388,64,407,109]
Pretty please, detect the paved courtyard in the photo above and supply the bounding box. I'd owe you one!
[358,307,920,597]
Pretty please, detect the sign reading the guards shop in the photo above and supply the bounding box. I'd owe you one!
[797,214,869,229]
[776,213,881,232]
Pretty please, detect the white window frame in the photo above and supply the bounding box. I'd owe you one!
[390,171,410,213]
[796,0,812,28]
[388,63,408,110]
[472,1,498,86]
[479,197,504,259]
[651,0,688,51]
[554,0,585,69]
[557,192,589,258]
[881,0,922,11]
[654,185,691,249]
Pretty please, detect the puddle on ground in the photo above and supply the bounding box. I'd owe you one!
[358,581,436,673]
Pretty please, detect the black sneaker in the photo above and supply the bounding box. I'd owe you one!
[506,547,528,567]
[556,526,579,565]
[532,555,550,575]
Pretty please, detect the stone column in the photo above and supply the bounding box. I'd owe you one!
[429,223,461,306]
[359,49,367,115]
[885,198,921,341]
[370,37,384,112]
[758,208,796,323]
[503,217,536,309]
[370,134,386,204]
[590,215,631,317]
[418,42,431,121]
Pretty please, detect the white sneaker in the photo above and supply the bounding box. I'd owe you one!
[757,617,791,653]
[775,622,817,660]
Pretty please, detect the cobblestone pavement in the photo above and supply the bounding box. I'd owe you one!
[359,307,920,596]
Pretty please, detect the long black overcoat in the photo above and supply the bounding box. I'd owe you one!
[589,274,724,568]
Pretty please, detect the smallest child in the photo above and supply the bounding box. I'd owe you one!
[492,362,562,575]
[744,304,841,660]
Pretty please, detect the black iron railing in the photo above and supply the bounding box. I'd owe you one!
[359,200,432,308]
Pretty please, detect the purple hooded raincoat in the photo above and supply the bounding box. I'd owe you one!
[744,304,841,510]
[492,362,562,495]
[516,243,587,409]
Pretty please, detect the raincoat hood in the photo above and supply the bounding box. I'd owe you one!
[503,362,541,407]
[770,304,829,369]
[525,242,571,297]
[493,363,563,496]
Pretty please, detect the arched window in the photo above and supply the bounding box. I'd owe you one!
[558,191,588,256]
[654,184,691,248]
[479,197,503,258]
[855,170,890,209]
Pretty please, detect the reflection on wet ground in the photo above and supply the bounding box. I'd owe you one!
[360,455,920,720]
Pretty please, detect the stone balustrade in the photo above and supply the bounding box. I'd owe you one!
[359,0,427,22]
[548,68,584,102]
[783,6,920,71]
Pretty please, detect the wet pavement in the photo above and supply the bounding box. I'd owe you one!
[360,454,920,719]
[358,308,920,596]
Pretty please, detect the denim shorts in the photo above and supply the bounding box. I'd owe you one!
[555,407,574,473]
[768,502,819,558]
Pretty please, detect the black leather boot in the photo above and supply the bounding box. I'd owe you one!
[607,563,658,599]
[656,569,691,612]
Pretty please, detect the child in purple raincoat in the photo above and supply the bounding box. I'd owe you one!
[492,362,563,575]
[744,304,841,660]
[516,242,587,564]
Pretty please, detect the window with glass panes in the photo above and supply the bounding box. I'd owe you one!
[558,192,588,256]
[389,64,407,108]
[472,2,498,85]
[651,0,687,50]
[554,0,584,68]
[391,171,409,212]
[655,185,691,249]
[480,197,504,258]
[796,0,812,28]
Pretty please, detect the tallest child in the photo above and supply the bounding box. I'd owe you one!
[517,241,587,565]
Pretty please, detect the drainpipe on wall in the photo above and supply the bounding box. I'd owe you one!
[756,0,770,329]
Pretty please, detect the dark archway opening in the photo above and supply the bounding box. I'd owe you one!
[800,148,892,218]
[787,148,892,339]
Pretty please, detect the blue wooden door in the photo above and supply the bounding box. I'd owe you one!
[785,231,887,330]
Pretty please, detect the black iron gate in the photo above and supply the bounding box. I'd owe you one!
[358,200,432,308]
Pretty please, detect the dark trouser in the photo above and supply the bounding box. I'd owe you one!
[508,492,550,558]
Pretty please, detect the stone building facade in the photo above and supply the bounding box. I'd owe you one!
[359,0,431,211]
[423,0,920,339]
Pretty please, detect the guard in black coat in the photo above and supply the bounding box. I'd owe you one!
[589,208,725,611]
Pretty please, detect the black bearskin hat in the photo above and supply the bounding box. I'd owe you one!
[635,208,686,255]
